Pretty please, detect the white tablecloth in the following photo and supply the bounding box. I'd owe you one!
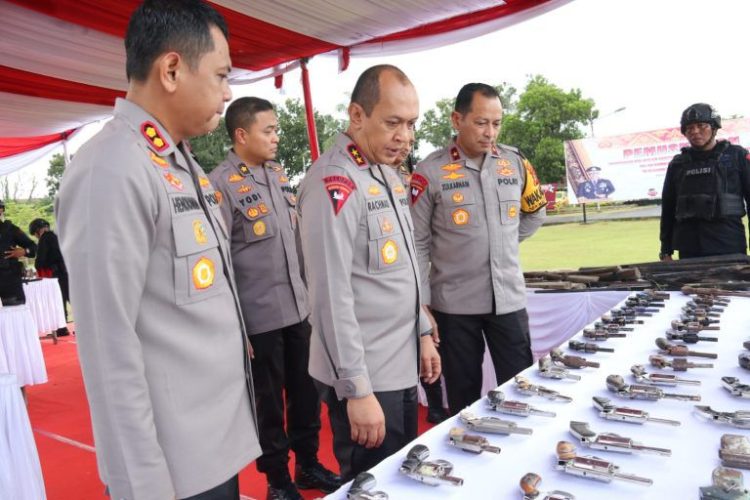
[330,292,750,499]
[0,373,46,500]
[23,278,67,337]
[420,290,629,404]
[0,305,48,386]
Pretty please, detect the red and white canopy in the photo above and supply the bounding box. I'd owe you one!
[0,0,570,170]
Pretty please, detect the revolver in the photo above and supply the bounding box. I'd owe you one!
[448,427,501,454]
[695,406,750,429]
[606,374,701,401]
[665,329,718,344]
[459,409,533,435]
[514,376,573,402]
[592,396,680,426]
[582,328,625,341]
[550,348,599,369]
[655,337,717,359]
[519,472,576,500]
[568,420,671,456]
[554,441,653,486]
[398,444,463,487]
[720,434,750,470]
[538,356,581,381]
[568,340,614,354]
[486,389,556,417]
[630,364,700,386]
[347,472,388,500]
[723,377,750,398]
[739,353,750,371]
[700,466,750,500]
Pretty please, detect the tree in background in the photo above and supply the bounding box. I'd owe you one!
[417,77,593,183]
[501,75,594,183]
[191,100,344,179]
[46,153,65,199]
[276,98,344,179]
[190,118,231,173]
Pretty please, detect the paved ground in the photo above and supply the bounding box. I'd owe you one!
[544,204,661,225]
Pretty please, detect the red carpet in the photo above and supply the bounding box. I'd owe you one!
[27,333,436,499]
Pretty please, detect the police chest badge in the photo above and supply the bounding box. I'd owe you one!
[323,175,356,215]
[410,173,429,204]
[452,208,470,226]
[192,220,208,244]
[253,220,267,236]
[192,257,215,290]
[381,240,398,265]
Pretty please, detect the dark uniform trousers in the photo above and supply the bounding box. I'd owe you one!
[317,382,418,483]
[250,320,321,481]
[433,308,533,415]
[182,475,239,500]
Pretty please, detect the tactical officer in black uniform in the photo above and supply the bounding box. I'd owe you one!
[0,199,37,305]
[660,103,750,260]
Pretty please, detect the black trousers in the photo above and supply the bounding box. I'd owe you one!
[432,308,532,415]
[249,320,321,481]
[0,264,25,304]
[317,383,417,483]
[182,475,239,500]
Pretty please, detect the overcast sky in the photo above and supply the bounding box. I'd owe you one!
[8,0,750,196]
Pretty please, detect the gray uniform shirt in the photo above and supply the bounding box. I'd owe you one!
[209,151,308,335]
[297,133,431,400]
[55,99,260,500]
[410,142,546,315]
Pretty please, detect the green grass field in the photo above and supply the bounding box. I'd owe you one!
[520,219,662,271]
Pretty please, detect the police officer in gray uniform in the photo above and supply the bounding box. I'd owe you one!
[55,2,260,498]
[297,65,440,482]
[660,103,750,260]
[410,83,547,415]
[209,97,339,500]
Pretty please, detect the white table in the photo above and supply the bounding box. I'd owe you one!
[23,278,67,337]
[0,373,47,500]
[330,292,750,499]
[0,305,48,386]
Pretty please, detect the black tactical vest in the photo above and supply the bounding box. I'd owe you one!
[674,141,745,221]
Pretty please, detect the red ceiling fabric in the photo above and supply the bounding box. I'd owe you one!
[0,128,76,158]
[368,0,552,43]
[0,65,125,107]
[10,0,338,71]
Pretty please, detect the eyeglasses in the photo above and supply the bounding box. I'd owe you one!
[685,123,711,133]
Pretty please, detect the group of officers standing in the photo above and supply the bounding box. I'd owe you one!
[50,1,750,500]
[54,1,546,499]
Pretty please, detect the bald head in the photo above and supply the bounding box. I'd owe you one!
[351,64,412,116]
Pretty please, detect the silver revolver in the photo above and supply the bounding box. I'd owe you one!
[606,374,701,401]
[554,441,653,486]
[447,427,501,454]
[538,356,581,381]
[723,377,750,398]
[347,472,388,500]
[592,396,680,426]
[486,389,556,417]
[398,444,463,487]
[720,434,750,470]
[568,420,671,456]
[459,409,533,435]
[695,406,750,429]
[630,364,700,386]
[514,376,573,402]
[519,472,576,500]
[700,466,750,500]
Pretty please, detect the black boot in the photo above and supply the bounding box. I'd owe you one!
[266,469,302,500]
[295,461,341,493]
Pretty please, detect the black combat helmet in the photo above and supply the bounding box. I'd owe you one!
[29,218,50,235]
[681,103,721,134]
[0,199,5,209]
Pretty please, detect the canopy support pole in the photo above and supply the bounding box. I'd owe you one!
[300,58,320,163]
